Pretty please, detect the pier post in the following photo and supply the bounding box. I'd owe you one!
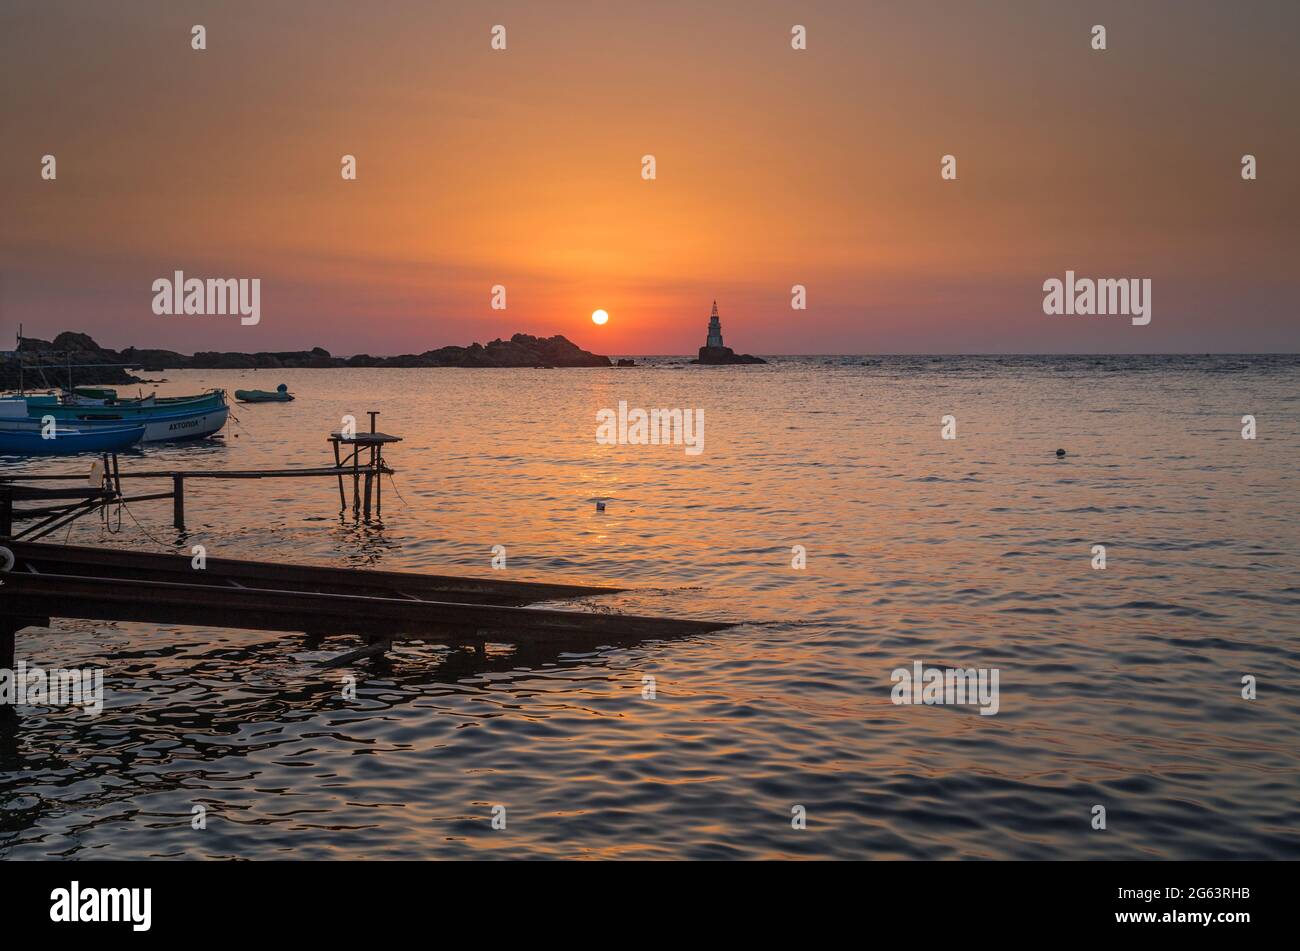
[332,438,346,510]
[172,475,185,530]
[1,625,14,676]
[352,449,361,516]
[1,488,12,537]
[363,411,378,520]
[0,623,15,727]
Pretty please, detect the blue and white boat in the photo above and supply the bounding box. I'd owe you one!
[19,388,229,442]
[0,423,146,456]
[0,400,145,455]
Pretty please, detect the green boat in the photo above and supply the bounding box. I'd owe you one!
[22,388,229,442]
[234,384,294,403]
[71,386,122,401]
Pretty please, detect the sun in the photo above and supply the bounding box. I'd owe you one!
[591,309,609,326]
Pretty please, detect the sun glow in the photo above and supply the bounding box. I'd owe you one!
[591,309,609,326]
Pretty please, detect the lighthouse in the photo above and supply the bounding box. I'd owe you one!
[705,300,724,349]
[694,299,767,365]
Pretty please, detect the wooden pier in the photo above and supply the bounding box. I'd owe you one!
[0,418,397,538]
[1,539,730,644]
[1,414,737,729]
[0,540,734,717]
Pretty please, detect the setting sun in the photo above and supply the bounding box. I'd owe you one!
[591,309,609,326]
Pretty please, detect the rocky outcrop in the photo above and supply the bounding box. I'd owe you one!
[1,333,138,389]
[2,332,612,387]
[693,345,767,365]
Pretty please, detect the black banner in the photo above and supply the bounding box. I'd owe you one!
[0,860,1281,937]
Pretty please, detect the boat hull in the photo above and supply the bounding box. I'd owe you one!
[0,423,145,456]
[234,390,294,402]
[137,405,229,442]
[28,389,226,418]
[26,396,230,442]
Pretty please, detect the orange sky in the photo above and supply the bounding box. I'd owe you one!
[2,0,1297,354]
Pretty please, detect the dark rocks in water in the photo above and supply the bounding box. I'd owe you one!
[119,346,194,372]
[616,358,637,367]
[3,331,612,385]
[427,334,610,368]
[692,345,767,365]
[186,346,340,370]
[1,332,137,389]
[365,334,609,368]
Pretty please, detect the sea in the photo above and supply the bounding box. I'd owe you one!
[1,355,1297,859]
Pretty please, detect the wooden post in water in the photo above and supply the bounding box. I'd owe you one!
[364,411,379,520]
[0,488,12,538]
[0,624,14,673]
[172,475,185,530]
[332,438,346,510]
[0,623,16,726]
[351,443,361,516]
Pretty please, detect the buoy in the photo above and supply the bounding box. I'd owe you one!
[1055,448,1066,457]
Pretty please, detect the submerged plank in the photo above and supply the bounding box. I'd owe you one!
[1,569,732,645]
[5,539,624,606]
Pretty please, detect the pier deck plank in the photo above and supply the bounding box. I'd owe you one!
[0,541,733,646]
[6,539,623,605]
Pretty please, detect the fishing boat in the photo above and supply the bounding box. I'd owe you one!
[234,383,294,402]
[20,388,229,442]
[0,423,146,456]
[0,400,145,455]
[68,386,122,402]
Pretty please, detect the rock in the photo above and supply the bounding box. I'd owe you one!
[190,351,261,369]
[119,347,191,371]
[3,331,611,386]
[693,345,767,365]
[2,331,136,390]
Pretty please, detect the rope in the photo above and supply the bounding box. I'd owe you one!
[114,497,172,547]
[100,492,124,534]
[385,471,409,507]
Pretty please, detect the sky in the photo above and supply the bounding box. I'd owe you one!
[1,0,1297,355]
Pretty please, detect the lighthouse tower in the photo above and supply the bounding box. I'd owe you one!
[695,299,766,364]
[705,300,724,349]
